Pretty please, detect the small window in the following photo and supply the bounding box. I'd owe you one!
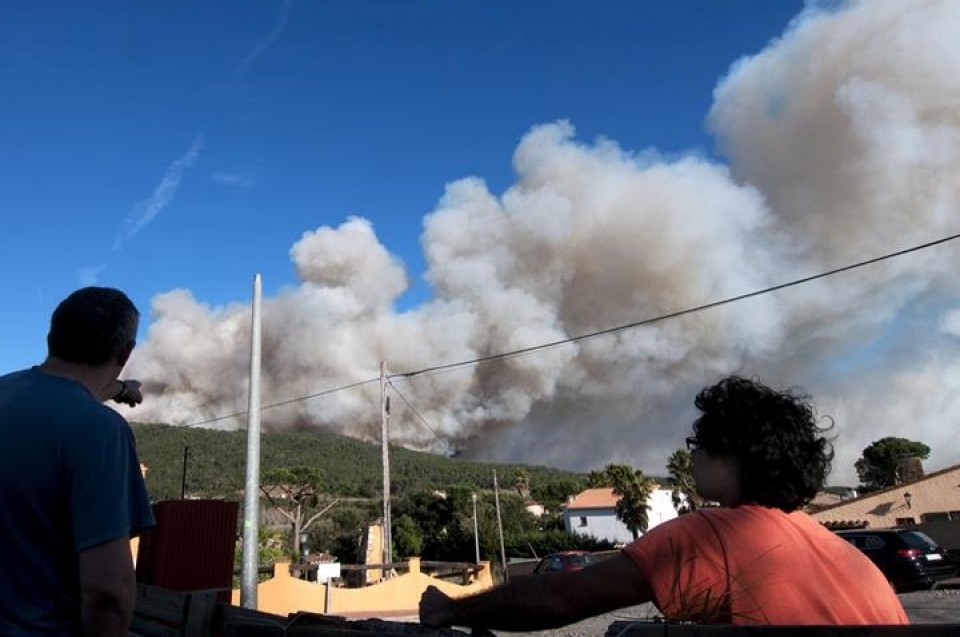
[922,512,950,523]
[895,517,916,527]
[949,511,960,521]
[578,516,588,527]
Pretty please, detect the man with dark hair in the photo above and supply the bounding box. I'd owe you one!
[420,376,907,629]
[0,287,155,637]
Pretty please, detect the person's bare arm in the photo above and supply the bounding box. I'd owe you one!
[78,536,136,637]
[420,551,652,632]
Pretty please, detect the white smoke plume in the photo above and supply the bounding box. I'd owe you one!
[123,0,960,485]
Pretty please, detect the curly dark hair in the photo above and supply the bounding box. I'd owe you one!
[691,375,833,512]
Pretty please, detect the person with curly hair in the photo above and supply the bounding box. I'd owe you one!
[420,375,907,630]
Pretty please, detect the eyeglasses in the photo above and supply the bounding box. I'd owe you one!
[685,436,700,451]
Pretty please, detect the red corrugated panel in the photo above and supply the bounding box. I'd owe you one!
[136,500,239,602]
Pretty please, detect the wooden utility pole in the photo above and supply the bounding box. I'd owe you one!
[380,362,393,574]
[493,470,509,582]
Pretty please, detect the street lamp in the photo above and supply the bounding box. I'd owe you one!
[903,492,912,509]
[472,493,480,564]
[299,531,310,580]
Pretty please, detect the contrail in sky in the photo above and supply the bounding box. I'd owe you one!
[113,135,204,251]
[234,0,295,79]
[77,264,105,286]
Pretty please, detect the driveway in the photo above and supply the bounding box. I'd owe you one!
[900,589,960,624]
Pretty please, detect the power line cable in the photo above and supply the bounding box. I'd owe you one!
[386,377,444,441]
[178,230,960,427]
[182,377,378,428]
[393,231,960,379]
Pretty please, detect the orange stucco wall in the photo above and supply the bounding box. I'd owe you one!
[812,466,960,528]
[230,558,494,617]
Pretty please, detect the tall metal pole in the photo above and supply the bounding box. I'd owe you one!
[472,492,480,564]
[180,445,189,500]
[380,362,393,575]
[240,274,263,608]
[493,470,508,582]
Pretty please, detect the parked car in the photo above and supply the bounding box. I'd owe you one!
[532,550,598,574]
[834,528,958,592]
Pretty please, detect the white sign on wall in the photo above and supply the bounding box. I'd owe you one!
[315,562,341,583]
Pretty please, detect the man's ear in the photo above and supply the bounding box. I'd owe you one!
[117,340,135,368]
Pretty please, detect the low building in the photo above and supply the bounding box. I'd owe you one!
[562,487,679,545]
[811,463,960,530]
[524,500,546,518]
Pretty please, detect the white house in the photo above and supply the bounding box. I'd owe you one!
[563,487,680,545]
[524,501,546,518]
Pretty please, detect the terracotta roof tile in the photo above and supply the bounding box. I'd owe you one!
[565,488,619,509]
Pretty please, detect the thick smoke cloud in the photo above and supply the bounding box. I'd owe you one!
[124,0,960,484]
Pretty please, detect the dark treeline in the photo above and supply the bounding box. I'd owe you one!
[131,422,586,506]
[131,422,613,563]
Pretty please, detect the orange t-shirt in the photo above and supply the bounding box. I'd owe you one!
[624,505,908,625]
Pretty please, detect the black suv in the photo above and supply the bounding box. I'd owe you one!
[835,528,957,592]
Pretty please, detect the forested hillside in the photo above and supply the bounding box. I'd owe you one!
[131,422,587,507]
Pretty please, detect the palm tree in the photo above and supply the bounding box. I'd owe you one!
[586,469,610,488]
[604,463,655,540]
[666,449,702,514]
[512,468,532,499]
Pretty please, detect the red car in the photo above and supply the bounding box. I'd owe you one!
[532,551,598,574]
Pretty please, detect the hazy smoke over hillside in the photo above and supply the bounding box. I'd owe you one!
[123,0,960,484]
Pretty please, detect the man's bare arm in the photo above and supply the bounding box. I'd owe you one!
[78,536,136,637]
[420,551,653,631]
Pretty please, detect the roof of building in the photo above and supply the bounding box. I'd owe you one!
[564,485,663,510]
[565,488,618,509]
[813,461,960,514]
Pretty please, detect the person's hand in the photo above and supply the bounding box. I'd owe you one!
[419,585,455,627]
[111,379,143,407]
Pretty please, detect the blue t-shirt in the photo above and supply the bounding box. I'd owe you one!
[0,367,155,637]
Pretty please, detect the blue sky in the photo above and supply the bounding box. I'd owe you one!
[1,0,803,371]
[6,1,959,481]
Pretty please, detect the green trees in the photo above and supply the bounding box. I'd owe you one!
[582,463,658,538]
[855,437,930,491]
[388,485,612,562]
[130,423,584,504]
[666,449,701,514]
[260,466,338,558]
[512,468,531,499]
[603,463,656,540]
[392,514,424,558]
[585,469,611,488]
[310,501,378,564]
[128,423,654,562]
[530,477,583,510]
